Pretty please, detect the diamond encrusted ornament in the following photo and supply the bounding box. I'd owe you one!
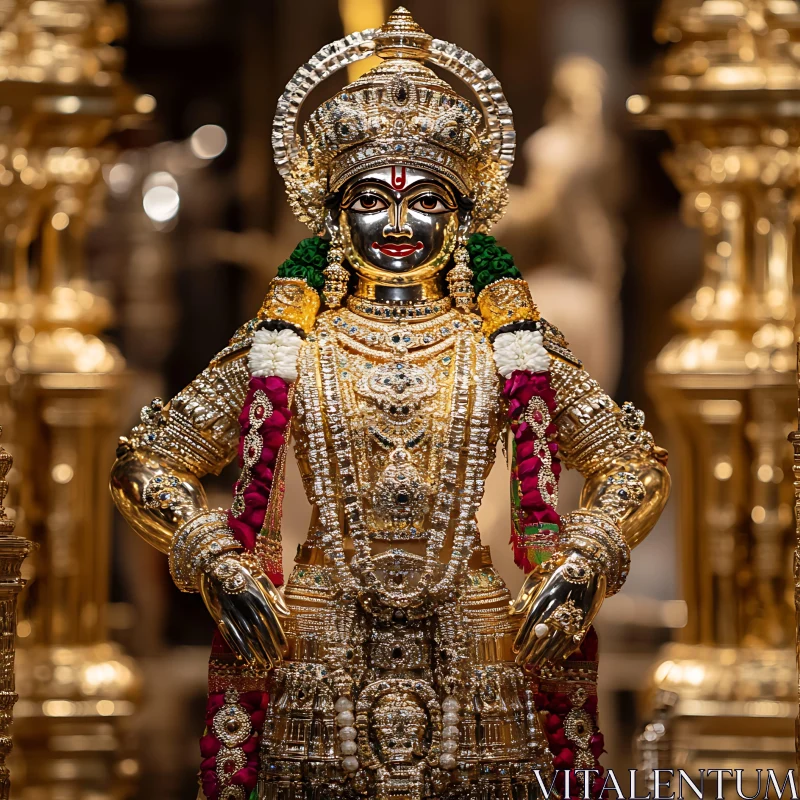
[446,243,475,309]
[212,689,252,748]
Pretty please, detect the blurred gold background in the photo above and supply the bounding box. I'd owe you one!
[0,0,796,797]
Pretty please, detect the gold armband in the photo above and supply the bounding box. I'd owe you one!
[126,351,250,477]
[169,509,241,592]
[477,278,539,338]
[257,277,320,335]
[560,509,631,596]
[550,359,658,476]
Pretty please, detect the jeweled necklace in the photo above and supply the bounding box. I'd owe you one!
[320,328,470,610]
[347,293,452,323]
[300,316,497,611]
[331,307,481,355]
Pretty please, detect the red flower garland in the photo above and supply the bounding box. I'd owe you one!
[199,691,270,798]
[228,374,292,586]
[502,369,562,573]
[534,630,607,800]
[502,368,605,798]
[199,373,293,800]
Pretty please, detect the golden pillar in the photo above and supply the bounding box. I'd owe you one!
[793,352,800,767]
[631,0,798,779]
[0,429,33,799]
[0,1,146,795]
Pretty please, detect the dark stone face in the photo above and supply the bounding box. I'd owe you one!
[339,166,461,279]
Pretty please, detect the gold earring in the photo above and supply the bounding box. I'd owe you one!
[447,237,474,309]
[323,240,348,308]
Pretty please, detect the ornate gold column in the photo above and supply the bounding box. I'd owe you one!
[0,2,145,795]
[632,0,798,779]
[793,351,800,767]
[0,429,32,798]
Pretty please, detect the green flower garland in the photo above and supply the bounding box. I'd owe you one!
[466,233,522,295]
[276,236,329,294]
[277,233,520,298]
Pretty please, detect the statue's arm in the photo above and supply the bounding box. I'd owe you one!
[110,341,251,573]
[548,342,671,552]
[111,272,319,565]
[110,277,319,668]
[505,317,671,667]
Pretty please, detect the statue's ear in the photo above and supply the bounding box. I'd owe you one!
[457,210,472,241]
[455,190,475,240]
[324,206,342,243]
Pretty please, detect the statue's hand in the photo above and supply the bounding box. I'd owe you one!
[199,554,290,669]
[509,551,605,667]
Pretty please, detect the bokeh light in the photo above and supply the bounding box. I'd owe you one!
[189,124,227,160]
[142,173,180,223]
[134,94,157,114]
[106,162,136,196]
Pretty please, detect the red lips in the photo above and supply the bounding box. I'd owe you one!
[373,241,424,258]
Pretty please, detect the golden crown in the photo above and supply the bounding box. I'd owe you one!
[273,7,515,235]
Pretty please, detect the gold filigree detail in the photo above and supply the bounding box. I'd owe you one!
[540,319,581,366]
[560,509,631,597]
[446,243,475,309]
[142,473,189,510]
[549,599,585,635]
[210,557,249,595]
[370,446,434,535]
[519,395,558,525]
[216,746,247,782]
[219,788,246,800]
[168,510,239,593]
[323,246,349,309]
[212,689,252,749]
[257,277,321,335]
[598,471,646,521]
[564,709,595,747]
[563,556,594,586]
[356,360,438,414]
[477,279,539,338]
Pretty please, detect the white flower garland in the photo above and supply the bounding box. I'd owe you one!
[248,327,303,382]
[492,329,551,378]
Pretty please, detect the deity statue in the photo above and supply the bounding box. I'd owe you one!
[110,9,670,800]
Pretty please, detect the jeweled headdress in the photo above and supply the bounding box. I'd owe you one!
[272,7,516,235]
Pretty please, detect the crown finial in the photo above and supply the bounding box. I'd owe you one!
[373,7,433,60]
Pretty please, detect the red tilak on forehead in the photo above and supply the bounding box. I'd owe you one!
[391,165,407,190]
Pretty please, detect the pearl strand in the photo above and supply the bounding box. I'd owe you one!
[439,695,460,770]
[335,696,359,773]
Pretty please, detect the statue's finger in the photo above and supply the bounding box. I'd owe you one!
[245,610,278,670]
[521,628,554,667]
[257,573,290,617]
[249,599,287,665]
[549,632,581,663]
[262,606,289,655]
[218,615,259,665]
[509,570,545,616]
[232,601,271,668]
[201,576,257,664]
[514,617,550,665]
[512,608,540,656]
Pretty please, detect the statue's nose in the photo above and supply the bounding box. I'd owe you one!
[383,203,413,238]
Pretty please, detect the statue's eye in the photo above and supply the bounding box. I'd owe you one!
[351,194,388,212]
[410,195,448,213]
